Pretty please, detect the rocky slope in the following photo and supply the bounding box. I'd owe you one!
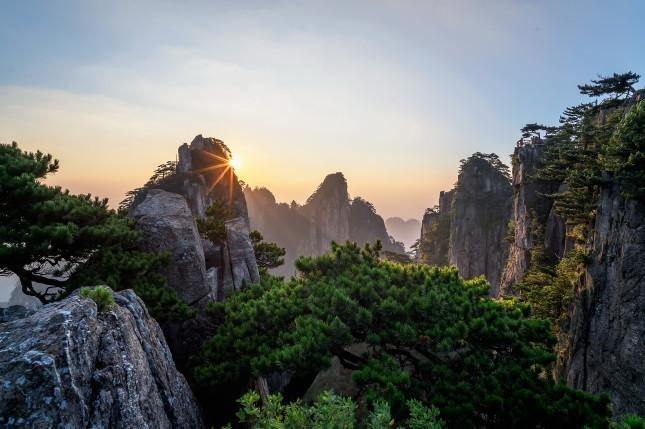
[245,172,405,275]
[0,288,204,429]
[559,184,645,416]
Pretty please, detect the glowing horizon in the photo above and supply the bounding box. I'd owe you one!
[2,1,644,220]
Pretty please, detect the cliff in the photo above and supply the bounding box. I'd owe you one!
[245,172,405,275]
[559,184,645,416]
[0,288,204,429]
[130,135,260,368]
[499,143,563,295]
[349,197,405,254]
[418,190,453,266]
[448,154,513,295]
[298,172,351,256]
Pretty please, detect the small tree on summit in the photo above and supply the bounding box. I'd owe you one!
[578,71,640,99]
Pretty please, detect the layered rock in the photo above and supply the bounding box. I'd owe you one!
[0,288,204,429]
[448,156,512,296]
[559,184,645,415]
[499,143,562,295]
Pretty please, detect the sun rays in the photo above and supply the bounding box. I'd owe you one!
[188,149,240,202]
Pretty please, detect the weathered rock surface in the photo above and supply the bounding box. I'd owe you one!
[500,143,561,295]
[448,156,512,295]
[221,217,261,297]
[0,289,204,429]
[132,189,212,306]
[559,184,645,416]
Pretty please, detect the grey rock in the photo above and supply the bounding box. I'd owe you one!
[132,189,212,306]
[448,156,512,295]
[221,217,261,297]
[499,144,561,295]
[418,190,453,265]
[559,184,645,416]
[0,288,204,429]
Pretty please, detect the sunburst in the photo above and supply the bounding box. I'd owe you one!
[189,150,241,204]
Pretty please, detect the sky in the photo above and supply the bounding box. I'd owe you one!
[1,0,644,221]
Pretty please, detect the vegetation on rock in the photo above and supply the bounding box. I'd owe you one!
[79,286,115,312]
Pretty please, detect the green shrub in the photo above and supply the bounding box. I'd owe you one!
[614,414,645,429]
[80,286,115,312]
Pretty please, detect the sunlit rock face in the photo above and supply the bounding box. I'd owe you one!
[559,184,645,416]
[176,134,248,221]
[0,289,204,429]
[129,135,260,369]
[499,143,562,296]
[448,157,512,296]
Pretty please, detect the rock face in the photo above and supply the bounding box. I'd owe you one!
[447,156,512,295]
[299,172,351,256]
[245,172,406,276]
[221,217,261,295]
[132,189,213,306]
[499,144,562,295]
[418,190,453,265]
[0,289,204,429]
[559,184,645,416]
[176,135,249,220]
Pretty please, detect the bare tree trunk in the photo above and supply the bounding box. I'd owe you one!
[255,376,270,406]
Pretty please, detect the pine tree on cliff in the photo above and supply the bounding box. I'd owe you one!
[0,142,191,321]
[194,242,611,428]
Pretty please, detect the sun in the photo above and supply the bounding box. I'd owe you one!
[229,154,242,170]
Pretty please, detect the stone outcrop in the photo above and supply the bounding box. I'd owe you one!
[132,189,213,306]
[0,288,204,429]
[447,155,512,295]
[221,217,261,296]
[559,184,645,416]
[499,143,562,295]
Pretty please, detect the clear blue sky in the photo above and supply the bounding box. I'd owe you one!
[1,0,644,220]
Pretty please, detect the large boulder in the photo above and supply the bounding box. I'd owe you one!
[0,288,204,429]
[132,189,213,306]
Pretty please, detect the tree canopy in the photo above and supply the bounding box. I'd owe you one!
[194,242,611,428]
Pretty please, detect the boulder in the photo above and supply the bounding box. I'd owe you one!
[132,189,212,306]
[0,288,204,429]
